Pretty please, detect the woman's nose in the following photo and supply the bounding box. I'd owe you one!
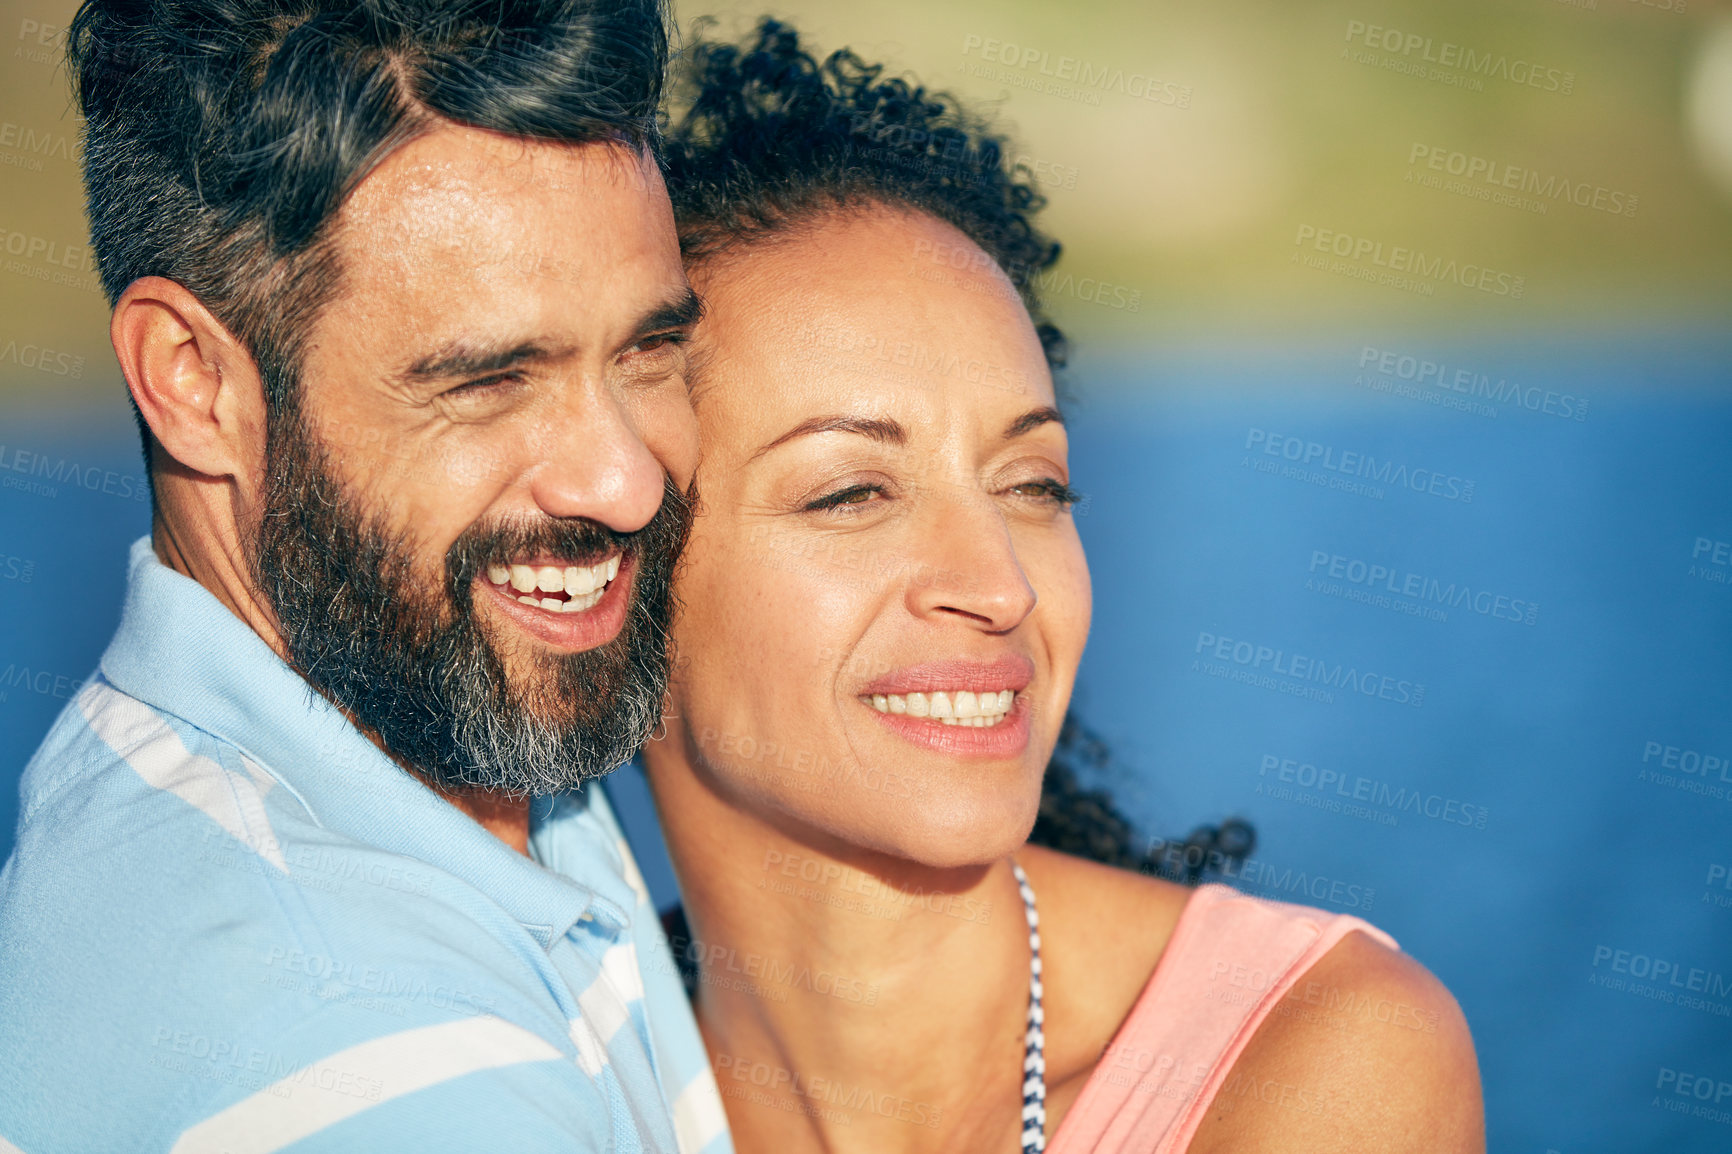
[903,493,1038,633]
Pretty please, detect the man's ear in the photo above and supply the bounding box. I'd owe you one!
[111,277,267,482]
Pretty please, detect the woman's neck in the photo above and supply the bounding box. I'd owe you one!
[644,741,1036,1154]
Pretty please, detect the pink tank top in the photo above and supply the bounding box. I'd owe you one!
[1046,883,1397,1154]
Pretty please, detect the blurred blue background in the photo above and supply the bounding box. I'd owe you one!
[6,332,1729,1151]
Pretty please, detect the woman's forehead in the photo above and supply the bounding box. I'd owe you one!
[687,209,1056,437]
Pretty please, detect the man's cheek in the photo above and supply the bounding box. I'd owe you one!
[635,384,701,490]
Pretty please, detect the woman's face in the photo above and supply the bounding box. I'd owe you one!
[660,206,1091,868]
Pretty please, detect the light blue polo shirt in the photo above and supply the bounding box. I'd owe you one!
[0,537,731,1154]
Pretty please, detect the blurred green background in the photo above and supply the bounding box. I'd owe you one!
[3,0,1730,418]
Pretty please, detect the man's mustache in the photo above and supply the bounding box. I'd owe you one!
[444,481,694,610]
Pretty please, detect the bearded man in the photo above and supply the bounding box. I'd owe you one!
[0,2,729,1151]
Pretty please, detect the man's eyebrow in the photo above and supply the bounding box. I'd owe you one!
[633,287,704,338]
[398,340,565,385]
[1003,406,1065,439]
[751,415,908,461]
[392,290,700,386]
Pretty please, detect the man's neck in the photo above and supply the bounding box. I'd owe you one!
[158,511,534,857]
[154,480,536,857]
[153,504,289,661]
[435,786,533,856]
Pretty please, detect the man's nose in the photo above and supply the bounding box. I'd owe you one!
[526,380,668,534]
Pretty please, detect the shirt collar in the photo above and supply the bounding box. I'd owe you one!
[100,536,634,945]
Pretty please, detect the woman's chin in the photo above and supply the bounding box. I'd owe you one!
[832,792,1041,872]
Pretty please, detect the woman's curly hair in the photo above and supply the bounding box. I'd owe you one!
[663,16,1068,369]
[660,17,1252,886]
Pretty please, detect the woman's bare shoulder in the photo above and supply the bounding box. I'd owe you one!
[1015,846,1198,1096]
[1184,928,1485,1154]
[1016,843,1196,980]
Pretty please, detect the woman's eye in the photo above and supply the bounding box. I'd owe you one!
[1011,478,1082,508]
[804,484,884,512]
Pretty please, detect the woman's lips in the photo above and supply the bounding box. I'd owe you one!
[855,655,1036,758]
[857,654,1034,698]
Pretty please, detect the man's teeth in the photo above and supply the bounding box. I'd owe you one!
[484,555,621,614]
[865,689,1017,727]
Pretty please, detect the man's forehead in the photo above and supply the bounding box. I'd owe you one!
[336,125,666,264]
[354,122,657,205]
[328,123,677,294]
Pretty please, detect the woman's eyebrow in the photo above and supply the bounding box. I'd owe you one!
[1003,406,1065,439]
[750,415,907,460]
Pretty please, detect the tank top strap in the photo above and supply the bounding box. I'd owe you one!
[1047,883,1397,1154]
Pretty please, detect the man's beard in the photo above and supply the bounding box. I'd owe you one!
[249,400,691,796]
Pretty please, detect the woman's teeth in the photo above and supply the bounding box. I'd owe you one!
[484,555,621,614]
[865,689,1016,727]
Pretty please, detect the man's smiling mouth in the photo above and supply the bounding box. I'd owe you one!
[485,553,622,614]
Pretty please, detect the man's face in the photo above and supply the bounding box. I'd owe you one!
[250,126,700,793]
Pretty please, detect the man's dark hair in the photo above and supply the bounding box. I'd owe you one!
[661,18,1253,884]
[67,0,672,477]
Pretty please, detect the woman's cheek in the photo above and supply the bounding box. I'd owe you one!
[1026,528,1091,633]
